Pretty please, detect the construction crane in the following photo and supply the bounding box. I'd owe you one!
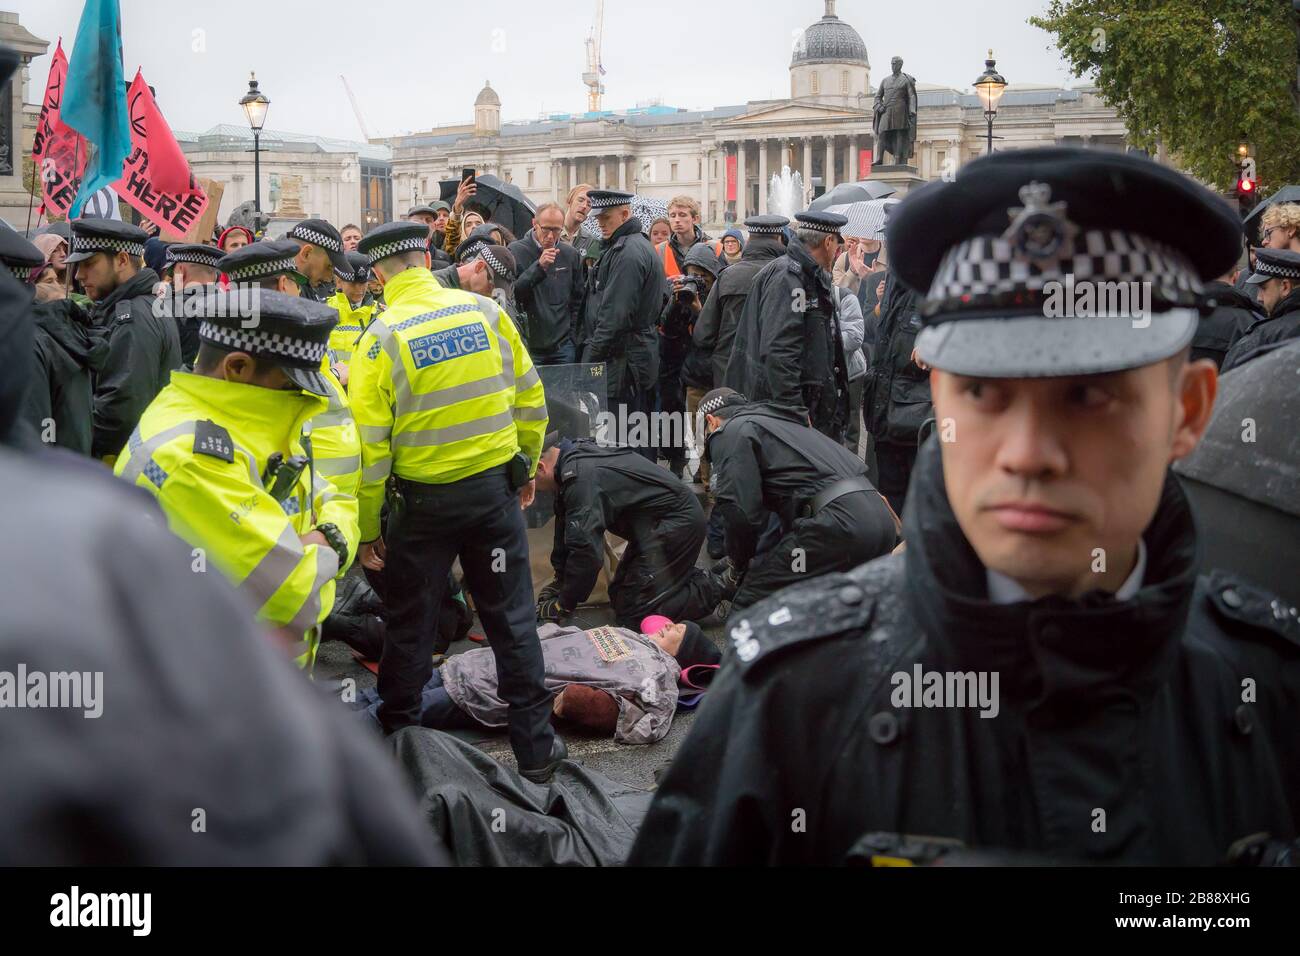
[340,74,373,141]
[582,0,606,113]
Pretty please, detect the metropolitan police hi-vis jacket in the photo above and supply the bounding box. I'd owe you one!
[347,267,548,542]
[114,370,361,669]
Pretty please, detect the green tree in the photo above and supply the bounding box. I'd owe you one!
[1031,0,1300,194]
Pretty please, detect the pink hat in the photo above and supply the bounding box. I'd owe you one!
[640,615,674,635]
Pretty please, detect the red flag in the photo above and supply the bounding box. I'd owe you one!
[31,39,88,217]
[113,71,208,238]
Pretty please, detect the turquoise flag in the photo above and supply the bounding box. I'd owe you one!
[61,0,130,218]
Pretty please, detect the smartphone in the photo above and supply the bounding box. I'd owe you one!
[461,167,476,187]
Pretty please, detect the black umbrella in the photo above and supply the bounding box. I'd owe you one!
[810,179,897,211]
[1241,185,1300,245]
[1173,338,1300,604]
[437,174,537,236]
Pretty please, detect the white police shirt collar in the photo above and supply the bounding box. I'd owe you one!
[985,540,1147,605]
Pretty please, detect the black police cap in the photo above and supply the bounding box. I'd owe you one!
[0,226,45,279]
[286,218,348,273]
[334,250,372,284]
[65,219,148,264]
[166,243,225,271]
[218,239,307,286]
[794,211,848,236]
[1244,247,1300,285]
[743,214,789,235]
[357,221,429,268]
[587,189,634,209]
[888,146,1243,377]
[196,289,338,396]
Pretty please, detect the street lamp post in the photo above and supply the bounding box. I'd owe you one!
[974,50,1007,156]
[239,72,270,234]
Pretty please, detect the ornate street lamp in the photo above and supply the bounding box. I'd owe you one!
[239,72,270,232]
[974,50,1007,156]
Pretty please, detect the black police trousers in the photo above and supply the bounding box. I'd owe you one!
[608,497,721,629]
[731,491,898,612]
[378,464,556,770]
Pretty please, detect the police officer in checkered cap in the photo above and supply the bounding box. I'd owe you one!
[631,146,1300,866]
[115,289,359,671]
[350,218,564,782]
[286,218,349,302]
[1221,246,1300,371]
[163,244,227,366]
[66,218,182,460]
[219,240,309,297]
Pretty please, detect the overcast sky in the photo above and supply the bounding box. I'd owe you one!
[17,0,1078,141]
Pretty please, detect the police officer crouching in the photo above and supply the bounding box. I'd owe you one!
[698,387,899,613]
[349,221,564,782]
[630,147,1300,865]
[114,289,359,671]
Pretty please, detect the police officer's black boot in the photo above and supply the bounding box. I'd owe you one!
[519,737,568,785]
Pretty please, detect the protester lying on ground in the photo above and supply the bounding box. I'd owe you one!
[355,619,721,745]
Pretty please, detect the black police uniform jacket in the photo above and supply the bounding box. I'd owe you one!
[581,217,662,401]
[510,232,584,354]
[863,268,931,447]
[723,236,848,440]
[1221,287,1300,373]
[628,441,1300,865]
[706,403,880,571]
[1192,281,1261,370]
[689,235,786,389]
[550,439,701,612]
[90,267,182,459]
[23,299,109,456]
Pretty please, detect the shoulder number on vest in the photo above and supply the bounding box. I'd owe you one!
[194,420,235,463]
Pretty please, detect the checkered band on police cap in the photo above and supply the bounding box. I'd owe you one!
[698,388,748,418]
[924,228,1203,317]
[457,239,488,263]
[5,263,33,282]
[478,246,514,282]
[1252,254,1300,281]
[288,225,341,253]
[225,255,302,284]
[197,321,328,368]
[587,190,634,209]
[794,218,843,236]
[71,234,144,259]
[745,221,787,235]
[363,234,428,267]
[166,246,225,269]
[334,262,371,283]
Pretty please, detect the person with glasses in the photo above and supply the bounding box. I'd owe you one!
[509,202,584,365]
[1258,203,1300,252]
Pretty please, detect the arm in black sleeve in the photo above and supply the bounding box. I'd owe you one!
[758,275,805,408]
[92,314,151,459]
[692,282,722,351]
[709,426,766,571]
[556,478,606,610]
[22,337,55,443]
[586,248,639,363]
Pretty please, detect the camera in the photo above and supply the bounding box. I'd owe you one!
[676,275,707,298]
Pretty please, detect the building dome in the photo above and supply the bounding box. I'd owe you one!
[791,1,868,67]
[474,81,500,107]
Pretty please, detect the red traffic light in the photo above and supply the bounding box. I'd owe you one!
[1239,177,1255,193]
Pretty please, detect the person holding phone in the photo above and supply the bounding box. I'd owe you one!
[510,202,584,365]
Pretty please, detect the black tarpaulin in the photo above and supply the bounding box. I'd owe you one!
[391,728,652,866]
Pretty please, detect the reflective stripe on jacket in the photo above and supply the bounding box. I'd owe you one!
[325,292,374,367]
[113,370,361,669]
[308,366,362,498]
[348,267,549,542]
[657,239,722,279]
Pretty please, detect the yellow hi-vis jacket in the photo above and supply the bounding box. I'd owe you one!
[113,371,361,670]
[308,366,362,498]
[325,292,376,368]
[348,267,548,542]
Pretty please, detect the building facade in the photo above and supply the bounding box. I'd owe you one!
[386,2,1128,228]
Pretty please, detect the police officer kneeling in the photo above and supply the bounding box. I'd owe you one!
[699,387,899,612]
[630,148,1300,865]
[349,222,564,782]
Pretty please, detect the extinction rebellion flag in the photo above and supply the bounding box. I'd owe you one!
[31,39,87,217]
[112,71,209,237]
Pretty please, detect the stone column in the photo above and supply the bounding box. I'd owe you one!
[617,154,626,190]
[736,141,748,221]
[824,136,836,190]
[598,158,607,189]
[848,136,858,182]
[802,137,813,200]
[700,146,710,222]
[758,139,768,214]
